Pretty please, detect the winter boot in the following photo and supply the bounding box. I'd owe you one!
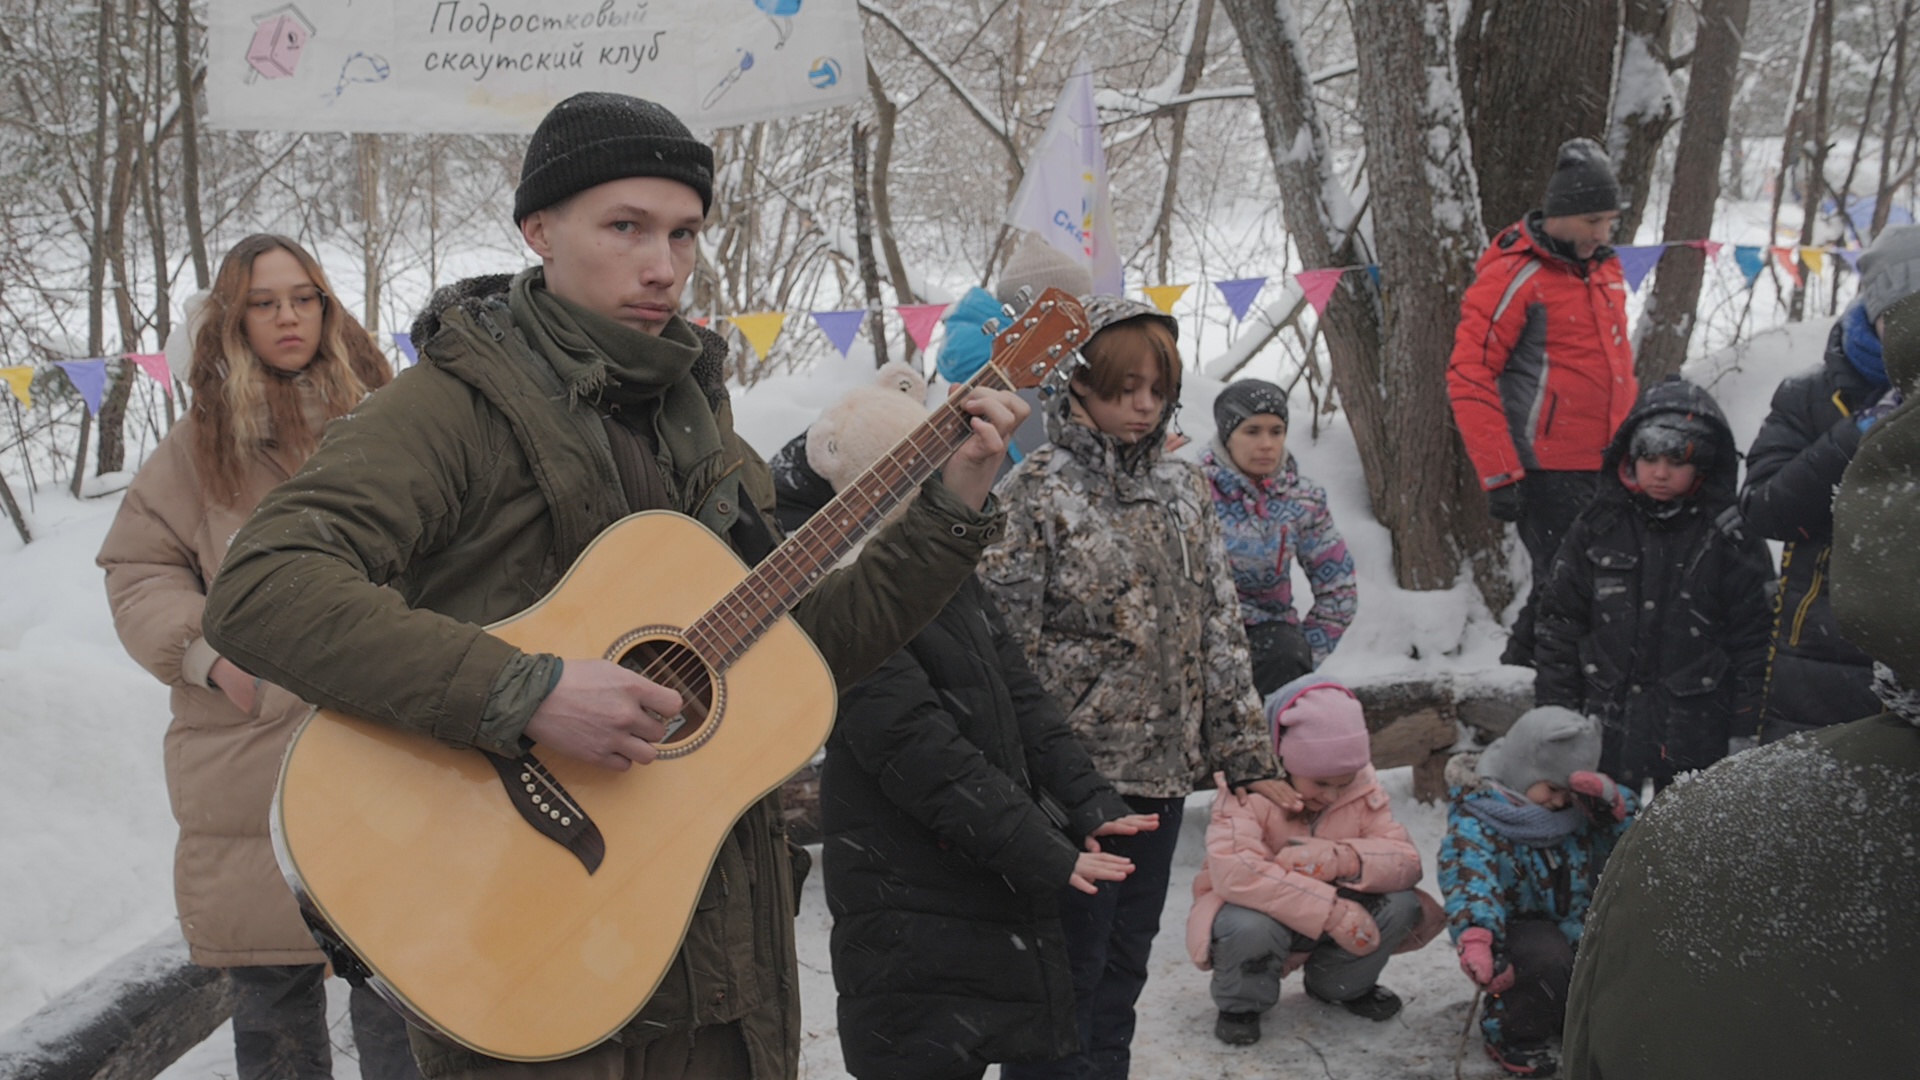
[1485,1039,1558,1077]
[1307,983,1403,1022]
[1213,1010,1261,1046]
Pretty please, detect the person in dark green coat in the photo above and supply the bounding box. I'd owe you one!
[1562,289,1920,1079]
[202,92,1030,1080]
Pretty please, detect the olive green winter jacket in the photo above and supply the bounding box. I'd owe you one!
[203,274,1005,1078]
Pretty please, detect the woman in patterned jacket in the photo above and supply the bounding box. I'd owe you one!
[1202,378,1357,694]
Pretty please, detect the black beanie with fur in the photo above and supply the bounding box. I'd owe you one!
[514,92,715,223]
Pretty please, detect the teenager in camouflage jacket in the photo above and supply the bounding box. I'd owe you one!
[981,297,1280,1080]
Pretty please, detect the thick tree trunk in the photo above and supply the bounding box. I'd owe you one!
[1635,0,1752,381]
[850,122,889,367]
[98,58,142,477]
[864,63,913,308]
[1351,0,1511,601]
[1609,0,1679,240]
[1458,0,1619,233]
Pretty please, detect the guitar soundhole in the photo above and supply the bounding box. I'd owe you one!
[613,632,722,757]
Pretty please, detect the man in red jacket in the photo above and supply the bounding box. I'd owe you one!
[1448,138,1639,667]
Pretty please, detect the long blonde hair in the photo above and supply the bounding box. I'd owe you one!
[189,234,391,503]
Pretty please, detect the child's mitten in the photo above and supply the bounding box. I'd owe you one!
[1276,838,1360,882]
[1570,770,1627,824]
[1324,898,1381,956]
[1456,927,1516,992]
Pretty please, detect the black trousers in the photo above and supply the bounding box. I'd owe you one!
[1001,796,1186,1080]
[1504,470,1600,668]
[1480,919,1576,1048]
[227,964,422,1080]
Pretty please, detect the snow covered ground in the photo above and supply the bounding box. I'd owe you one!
[0,315,1837,1076]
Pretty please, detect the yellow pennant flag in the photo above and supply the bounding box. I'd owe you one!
[1799,246,1826,276]
[1142,284,1191,315]
[0,365,31,409]
[727,312,787,363]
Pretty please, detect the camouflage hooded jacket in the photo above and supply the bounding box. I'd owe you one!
[978,391,1278,798]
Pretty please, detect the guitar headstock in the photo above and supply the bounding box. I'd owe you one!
[984,288,1093,391]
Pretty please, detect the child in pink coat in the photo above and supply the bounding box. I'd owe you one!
[1185,675,1446,1045]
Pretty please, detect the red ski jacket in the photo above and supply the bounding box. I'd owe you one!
[1447,215,1638,490]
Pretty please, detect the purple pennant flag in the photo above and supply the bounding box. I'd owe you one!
[1732,246,1766,288]
[1214,277,1267,322]
[54,358,107,416]
[811,309,868,357]
[1613,245,1666,293]
[391,331,418,366]
[1837,248,1863,273]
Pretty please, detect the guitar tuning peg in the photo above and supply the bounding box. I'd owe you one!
[981,318,1001,336]
[1001,302,1020,319]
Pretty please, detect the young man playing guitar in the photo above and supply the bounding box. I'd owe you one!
[204,92,1029,1080]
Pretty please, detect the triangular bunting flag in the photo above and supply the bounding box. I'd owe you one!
[1142,284,1190,315]
[1214,277,1268,322]
[54,359,107,416]
[1799,246,1825,276]
[1614,245,1666,292]
[1687,240,1724,261]
[1771,246,1804,287]
[1837,248,1863,272]
[0,365,32,409]
[1366,265,1381,288]
[692,317,710,328]
[727,312,787,363]
[391,332,418,367]
[1294,269,1346,318]
[126,353,173,396]
[1733,246,1766,288]
[896,304,947,351]
[810,309,868,358]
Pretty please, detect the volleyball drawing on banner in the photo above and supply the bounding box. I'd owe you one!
[205,0,866,133]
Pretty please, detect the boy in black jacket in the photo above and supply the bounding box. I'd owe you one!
[772,366,1159,1080]
[1534,376,1774,793]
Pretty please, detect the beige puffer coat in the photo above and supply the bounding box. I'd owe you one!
[97,418,323,967]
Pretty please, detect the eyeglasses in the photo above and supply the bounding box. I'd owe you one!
[247,289,327,319]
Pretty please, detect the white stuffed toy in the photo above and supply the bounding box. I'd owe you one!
[805,362,931,564]
[163,289,212,385]
[806,361,930,493]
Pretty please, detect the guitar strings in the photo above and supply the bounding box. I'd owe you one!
[595,305,1071,740]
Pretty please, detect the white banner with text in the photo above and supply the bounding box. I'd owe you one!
[206,0,865,133]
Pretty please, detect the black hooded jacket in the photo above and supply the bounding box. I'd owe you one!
[1535,377,1775,787]
[1737,321,1889,740]
[770,435,1131,1080]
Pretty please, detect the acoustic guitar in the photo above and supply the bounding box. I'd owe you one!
[270,289,1090,1062]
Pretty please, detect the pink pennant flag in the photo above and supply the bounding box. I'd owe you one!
[126,352,173,396]
[1686,239,1725,261]
[1613,245,1666,293]
[897,304,948,351]
[811,309,869,358]
[1294,268,1346,318]
[1214,277,1268,321]
[1771,246,1804,287]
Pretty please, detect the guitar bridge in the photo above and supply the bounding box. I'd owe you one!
[486,748,606,874]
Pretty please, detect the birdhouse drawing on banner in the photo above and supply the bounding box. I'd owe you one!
[246,4,316,81]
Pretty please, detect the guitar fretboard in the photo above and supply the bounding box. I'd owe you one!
[683,362,1010,670]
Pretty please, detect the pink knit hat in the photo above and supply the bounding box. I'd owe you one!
[1266,675,1372,779]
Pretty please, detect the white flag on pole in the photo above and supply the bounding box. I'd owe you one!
[1005,68,1124,296]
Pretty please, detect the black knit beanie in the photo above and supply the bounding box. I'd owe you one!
[1542,137,1622,218]
[1213,378,1290,441]
[514,92,715,223]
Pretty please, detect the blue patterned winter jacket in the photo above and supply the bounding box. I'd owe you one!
[1436,753,1636,949]
[1200,448,1356,665]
